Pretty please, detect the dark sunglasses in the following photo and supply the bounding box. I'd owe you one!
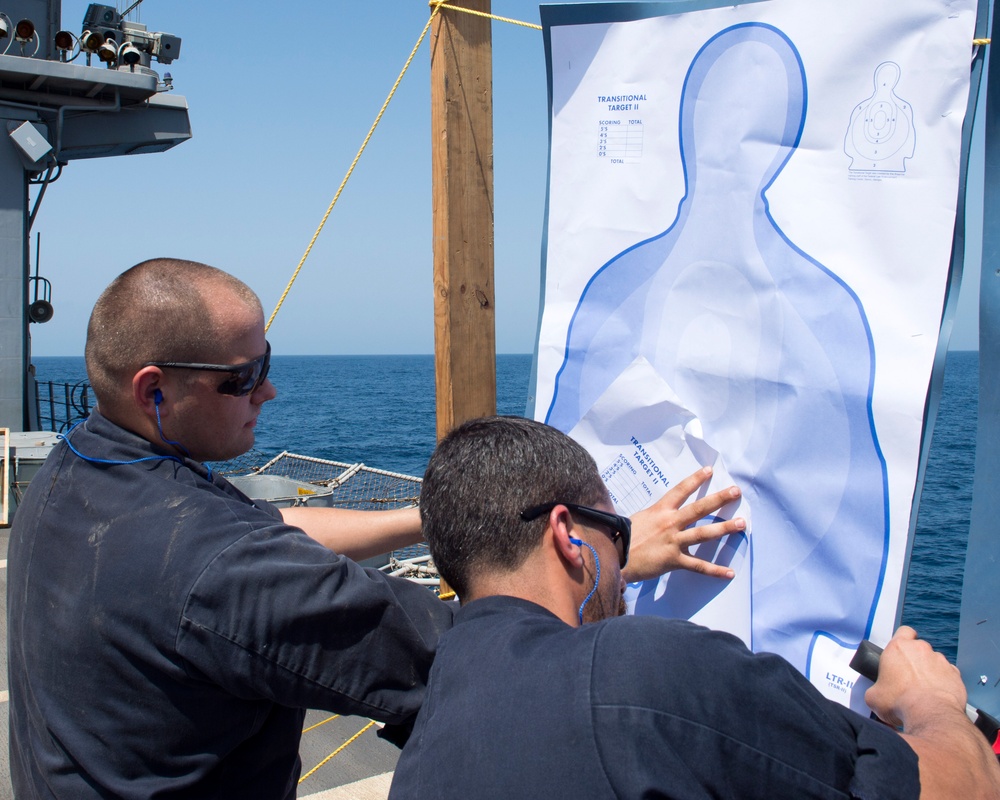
[520,502,631,568]
[145,341,271,397]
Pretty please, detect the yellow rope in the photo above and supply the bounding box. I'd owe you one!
[429,1,542,31]
[297,720,377,784]
[302,714,340,734]
[974,38,991,45]
[266,1,540,330]
[438,589,456,601]
[265,7,443,332]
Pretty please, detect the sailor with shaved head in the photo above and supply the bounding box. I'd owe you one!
[7,259,743,799]
[7,258,455,798]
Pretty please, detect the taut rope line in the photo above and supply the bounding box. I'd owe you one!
[265,7,443,331]
[430,2,542,30]
[265,2,541,331]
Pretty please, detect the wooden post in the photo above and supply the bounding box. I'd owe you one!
[430,0,497,444]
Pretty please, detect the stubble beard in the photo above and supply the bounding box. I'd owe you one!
[581,563,629,624]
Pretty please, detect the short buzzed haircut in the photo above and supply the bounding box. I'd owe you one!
[85,258,262,411]
[420,416,608,598]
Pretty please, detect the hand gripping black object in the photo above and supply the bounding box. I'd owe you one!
[851,639,1000,759]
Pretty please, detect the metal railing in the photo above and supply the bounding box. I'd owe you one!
[35,380,92,433]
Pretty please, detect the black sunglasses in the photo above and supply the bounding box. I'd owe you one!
[145,341,271,397]
[520,502,631,568]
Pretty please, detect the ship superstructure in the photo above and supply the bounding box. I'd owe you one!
[0,0,189,433]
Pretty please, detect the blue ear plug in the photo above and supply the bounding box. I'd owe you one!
[154,389,163,405]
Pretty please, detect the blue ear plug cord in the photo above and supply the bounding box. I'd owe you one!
[60,407,212,481]
[152,401,211,480]
[571,537,601,626]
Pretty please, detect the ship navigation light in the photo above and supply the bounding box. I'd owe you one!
[3,17,40,56]
[14,18,35,42]
[80,29,104,51]
[79,29,104,65]
[97,37,118,65]
[118,41,141,69]
[54,30,76,61]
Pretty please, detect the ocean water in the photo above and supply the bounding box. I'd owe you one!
[899,350,978,660]
[34,350,976,658]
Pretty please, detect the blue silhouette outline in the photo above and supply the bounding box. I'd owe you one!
[545,23,891,672]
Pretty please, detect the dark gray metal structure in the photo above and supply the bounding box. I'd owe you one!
[0,0,189,432]
[960,0,1000,722]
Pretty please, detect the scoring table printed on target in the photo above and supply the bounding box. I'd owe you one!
[600,453,653,516]
[597,118,644,163]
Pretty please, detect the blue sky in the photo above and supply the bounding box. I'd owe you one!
[29,1,981,356]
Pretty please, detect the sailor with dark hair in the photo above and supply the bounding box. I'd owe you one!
[390,415,1000,800]
[7,259,745,799]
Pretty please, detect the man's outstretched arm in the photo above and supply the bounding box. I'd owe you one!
[285,465,747,578]
[865,626,1000,799]
[280,506,423,562]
